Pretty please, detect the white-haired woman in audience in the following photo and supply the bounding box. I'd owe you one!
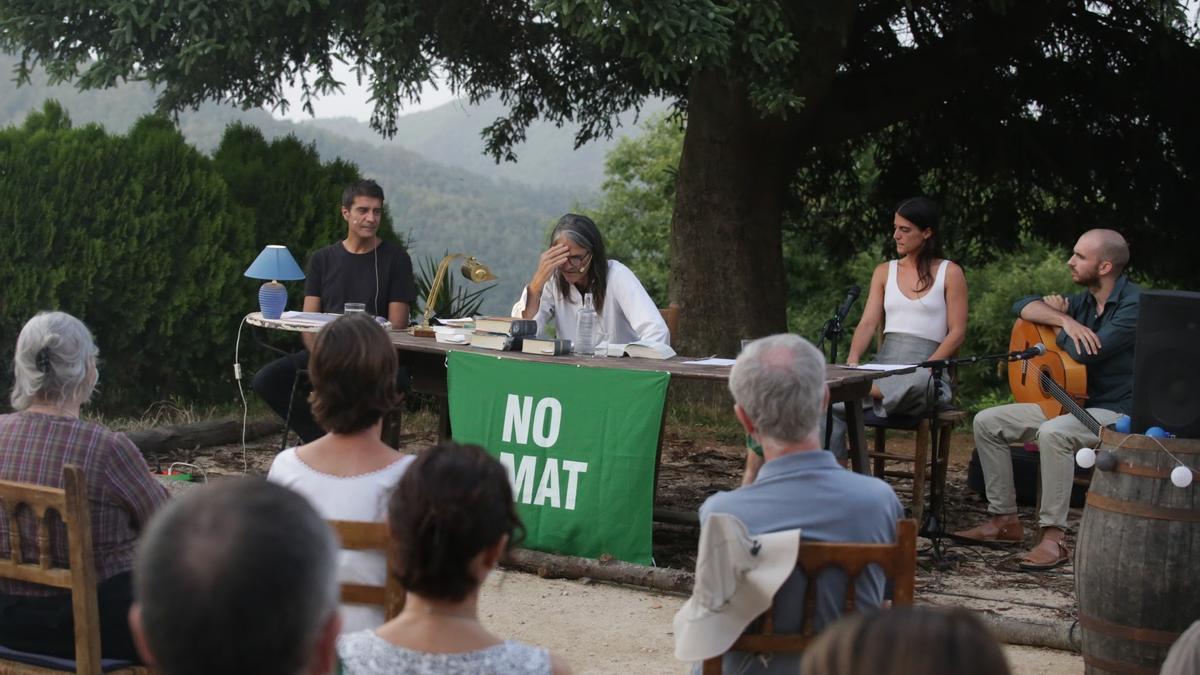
[267,313,414,633]
[337,441,571,675]
[0,311,168,663]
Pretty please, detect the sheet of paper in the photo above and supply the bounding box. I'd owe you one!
[280,311,338,323]
[851,363,915,371]
[682,357,737,366]
[439,317,475,327]
[276,312,391,329]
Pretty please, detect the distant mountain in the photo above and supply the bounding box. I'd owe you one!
[301,96,671,190]
[1,53,631,315]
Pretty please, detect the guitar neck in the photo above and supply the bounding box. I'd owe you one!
[1036,368,1101,436]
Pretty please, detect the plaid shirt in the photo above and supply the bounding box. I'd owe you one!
[0,412,168,596]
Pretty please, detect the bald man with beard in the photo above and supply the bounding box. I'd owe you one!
[954,229,1140,571]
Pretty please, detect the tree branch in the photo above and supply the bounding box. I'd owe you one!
[800,0,1074,148]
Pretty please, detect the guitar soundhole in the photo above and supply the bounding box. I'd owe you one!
[1038,366,1053,396]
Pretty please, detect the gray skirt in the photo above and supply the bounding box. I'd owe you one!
[872,332,952,415]
[824,332,951,455]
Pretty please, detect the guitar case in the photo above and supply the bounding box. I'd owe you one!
[966,443,1091,508]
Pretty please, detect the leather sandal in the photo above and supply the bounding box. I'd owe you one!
[1018,538,1071,571]
[949,520,1024,546]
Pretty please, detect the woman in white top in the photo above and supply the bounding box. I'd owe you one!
[513,213,670,346]
[267,313,413,633]
[337,442,571,675]
[826,197,968,455]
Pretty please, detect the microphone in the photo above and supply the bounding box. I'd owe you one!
[833,285,862,324]
[1011,343,1046,360]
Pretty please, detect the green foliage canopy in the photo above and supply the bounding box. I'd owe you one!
[3,1,1198,354]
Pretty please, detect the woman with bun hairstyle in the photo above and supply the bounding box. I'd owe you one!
[0,311,167,662]
[337,441,571,674]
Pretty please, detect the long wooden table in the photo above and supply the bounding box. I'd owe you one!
[246,313,910,475]
[400,333,902,474]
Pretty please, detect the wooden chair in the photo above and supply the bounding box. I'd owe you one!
[0,466,148,674]
[864,325,963,526]
[659,303,681,344]
[868,409,965,527]
[326,520,406,621]
[701,519,918,674]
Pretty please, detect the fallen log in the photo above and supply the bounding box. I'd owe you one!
[653,507,699,526]
[502,548,694,595]
[977,613,1081,653]
[127,418,282,454]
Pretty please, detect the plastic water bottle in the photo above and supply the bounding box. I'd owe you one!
[575,292,597,356]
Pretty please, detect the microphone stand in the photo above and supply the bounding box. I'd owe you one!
[817,314,844,450]
[916,347,1044,563]
[922,360,948,561]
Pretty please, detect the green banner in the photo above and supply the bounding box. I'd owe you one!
[447,351,669,565]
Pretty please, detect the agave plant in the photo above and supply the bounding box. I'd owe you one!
[414,252,495,322]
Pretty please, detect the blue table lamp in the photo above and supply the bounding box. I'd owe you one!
[245,245,305,319]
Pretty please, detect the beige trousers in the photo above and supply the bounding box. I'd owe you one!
[973,403,1122,530]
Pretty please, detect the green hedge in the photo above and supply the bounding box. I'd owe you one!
[0,102,382,413]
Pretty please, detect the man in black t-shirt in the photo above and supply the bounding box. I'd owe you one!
[252,180,417,442]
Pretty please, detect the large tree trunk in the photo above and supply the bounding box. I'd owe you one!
[669,2,857,357]
[669,75,794,357]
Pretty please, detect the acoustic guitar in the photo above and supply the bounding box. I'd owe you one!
[1008,318,1100,435]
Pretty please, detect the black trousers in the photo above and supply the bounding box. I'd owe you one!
[252,350,325,443]
[252,351,411,445]
[0,571,142,662]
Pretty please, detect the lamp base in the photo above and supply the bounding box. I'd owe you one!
[259,281,288,319]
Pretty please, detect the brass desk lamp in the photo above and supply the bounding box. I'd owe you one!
[421,254,496,329]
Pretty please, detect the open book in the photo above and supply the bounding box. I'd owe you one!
[604,340,676,360]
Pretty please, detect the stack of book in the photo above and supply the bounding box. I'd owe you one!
[521,336,572,356]
[470,316,538,351]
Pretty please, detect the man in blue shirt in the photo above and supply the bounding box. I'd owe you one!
[954,229,1139,570]
[695,334,904,674]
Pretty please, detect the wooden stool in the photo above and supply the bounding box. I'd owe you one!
[867,409,966,526]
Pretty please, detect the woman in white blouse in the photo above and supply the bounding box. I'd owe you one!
[514,213,670,346]
[267,314,413,633]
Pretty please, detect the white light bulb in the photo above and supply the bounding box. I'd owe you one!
[1076,447,1096,469]
[1171,465,1193,488]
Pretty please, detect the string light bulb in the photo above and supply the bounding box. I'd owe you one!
[1076,447,1096,469]
[1171,466,1194,489]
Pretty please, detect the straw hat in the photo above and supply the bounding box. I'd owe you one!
[673,513,801,662]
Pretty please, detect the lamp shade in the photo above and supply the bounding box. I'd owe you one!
[461,256,497,283]
[244,245,305,281]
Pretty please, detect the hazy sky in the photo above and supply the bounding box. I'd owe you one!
[274,61,458,122]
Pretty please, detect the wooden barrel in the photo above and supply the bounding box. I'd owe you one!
[1076,430,1200,674]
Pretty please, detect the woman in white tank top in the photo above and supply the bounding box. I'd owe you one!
[824,197,968,455]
